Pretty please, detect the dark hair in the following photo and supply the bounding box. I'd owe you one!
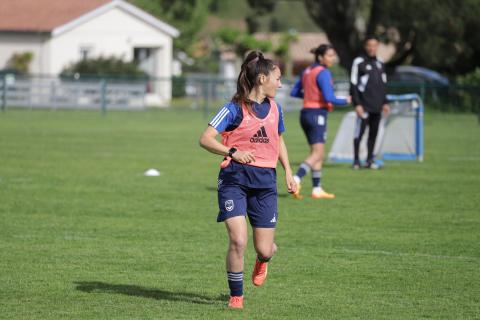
[232,50,277,107]
[364,35,379,43]
[310,44,334,63]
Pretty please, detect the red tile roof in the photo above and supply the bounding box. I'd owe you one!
[0,0,111,32]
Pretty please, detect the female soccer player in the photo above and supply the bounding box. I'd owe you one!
[199,51,297,309]
[290,44,351,199]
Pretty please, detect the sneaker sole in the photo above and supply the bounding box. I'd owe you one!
[311,195,336,199]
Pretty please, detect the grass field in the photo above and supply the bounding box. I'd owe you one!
[0,108,479,319]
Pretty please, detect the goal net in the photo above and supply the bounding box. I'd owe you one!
[328,94,424,163]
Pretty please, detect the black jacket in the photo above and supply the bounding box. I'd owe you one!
[350,54,388,113]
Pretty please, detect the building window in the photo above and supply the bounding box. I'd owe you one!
[79,46,92,60]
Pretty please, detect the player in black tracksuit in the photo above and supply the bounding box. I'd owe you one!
[350,35,390,169]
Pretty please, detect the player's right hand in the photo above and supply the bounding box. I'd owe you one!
[355,105,365,118]
[285,173,297,194]
[232,150,255,164]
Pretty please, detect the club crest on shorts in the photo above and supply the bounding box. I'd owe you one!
[225,200,234,212]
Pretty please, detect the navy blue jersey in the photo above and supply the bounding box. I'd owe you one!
[209,98,284,188]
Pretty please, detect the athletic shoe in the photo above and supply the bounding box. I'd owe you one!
[228,295,244,309]
[252,259,268,286]
[311,189,336,199]
[364,161,381,170]
[292,181,303,200]
[352,161,361,170]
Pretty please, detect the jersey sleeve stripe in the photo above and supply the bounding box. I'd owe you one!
[210,108,230,128]
[209,107,228,125]
[350,57,363,85]
[210,108,228,127]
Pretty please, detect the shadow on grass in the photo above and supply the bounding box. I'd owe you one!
[74,281,227,305]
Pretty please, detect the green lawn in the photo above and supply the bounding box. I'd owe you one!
[0,108,479,319]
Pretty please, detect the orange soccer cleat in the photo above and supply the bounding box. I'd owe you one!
[292,181,303,200]
[311,189,336,199]
[228,295,244,309]
[252,259,268,286]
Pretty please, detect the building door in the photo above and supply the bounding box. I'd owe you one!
[134,47,157,77]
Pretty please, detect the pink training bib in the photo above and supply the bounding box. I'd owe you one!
[302,65,334,112]
[221,99,280,169]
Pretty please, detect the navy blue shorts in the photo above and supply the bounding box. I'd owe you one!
[300,108,329,144]
[217,183,278,228]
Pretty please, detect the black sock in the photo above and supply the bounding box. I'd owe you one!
[312,170,322,188]
[257,255,271,263]
[227,271,243,297]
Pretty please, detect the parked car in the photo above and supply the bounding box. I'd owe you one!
[390,66,449,86]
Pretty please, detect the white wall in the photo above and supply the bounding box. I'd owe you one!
[50,7,172,72]
[49,6,173,102]
[0,33,49,74]
[0,6,174,103]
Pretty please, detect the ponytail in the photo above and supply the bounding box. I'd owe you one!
[232,50,277,110]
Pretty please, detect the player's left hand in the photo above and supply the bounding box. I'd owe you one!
[285,173,297,194]
[382,104,390,115]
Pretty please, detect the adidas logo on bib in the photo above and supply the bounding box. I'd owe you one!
[250,126,269,143]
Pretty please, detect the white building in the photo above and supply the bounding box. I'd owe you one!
[0,0,180,105]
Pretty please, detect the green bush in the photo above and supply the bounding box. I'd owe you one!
[455,68,480,114]
[61,56,147,79]
[7,52,33,73]
[172,76,186,98]
[457,68,480,86]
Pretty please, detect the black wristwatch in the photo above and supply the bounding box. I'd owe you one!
[228,147,237,158]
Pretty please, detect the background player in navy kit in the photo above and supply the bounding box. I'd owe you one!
[290,44,351,199]
[199,51,296,309]
[350,35,390,169]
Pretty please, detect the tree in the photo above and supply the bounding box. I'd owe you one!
[304,0,480,76]
[130,0,211,55]
[216,27,273,57]
[274,31,298,77]
[303,0,363,71]
[245,0,277,33]
[7,52,33,73]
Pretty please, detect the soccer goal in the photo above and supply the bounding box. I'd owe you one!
[328,93,424,163]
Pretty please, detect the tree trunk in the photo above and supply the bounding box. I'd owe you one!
[304,0,364,70]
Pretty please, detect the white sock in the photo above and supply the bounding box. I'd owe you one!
[293,175,301,184]
[312,187,323,194]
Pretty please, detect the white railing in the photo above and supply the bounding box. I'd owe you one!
[0,74,147,111]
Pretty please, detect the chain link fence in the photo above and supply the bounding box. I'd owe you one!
[387,82,480,114]
[1,73,479,118]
